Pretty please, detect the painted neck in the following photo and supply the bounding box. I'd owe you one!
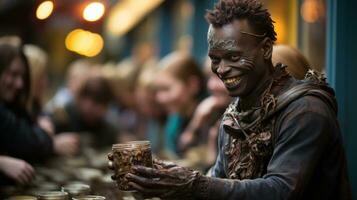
[239,72,273,111]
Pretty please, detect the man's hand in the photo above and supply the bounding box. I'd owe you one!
[107,156,205,199]
[0,156,35,185]
[125,165,200,200]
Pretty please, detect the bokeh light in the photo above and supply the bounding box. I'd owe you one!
[65,29,104,57]
[301,0,325,23]
[36,1,54,20]
[83,2,105,22]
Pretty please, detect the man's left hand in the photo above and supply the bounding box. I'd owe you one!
[125,165,200,200]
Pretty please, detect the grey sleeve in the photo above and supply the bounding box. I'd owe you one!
[208,124,227,178]
[199,109,332,200]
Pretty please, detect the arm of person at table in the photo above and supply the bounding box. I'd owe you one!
[179,96,221,150]
[0,105,54,161]
[126,96,337,200]
[53,132,80,157]
[0,155,35,185]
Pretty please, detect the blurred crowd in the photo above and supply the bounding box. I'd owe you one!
[0,35,310,193]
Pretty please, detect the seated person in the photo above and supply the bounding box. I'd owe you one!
[153,52,206,158]
[0,42,53,185]
[178,58,232,169]
[50,76,118,155]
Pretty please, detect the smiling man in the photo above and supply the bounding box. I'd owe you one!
[108,0,352,199]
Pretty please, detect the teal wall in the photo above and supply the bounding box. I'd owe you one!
[190,0,216,63]
[327,0,357,197]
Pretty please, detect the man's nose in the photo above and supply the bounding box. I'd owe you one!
[216,61,231,77]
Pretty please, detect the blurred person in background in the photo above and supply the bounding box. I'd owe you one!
[45,59,93,113]
[134,63,166,154]
[24,44,54,137]
[49,76,118,155]
[272,44,310,79]
[45,59,94,157]
[178,57,232,170]
[105,58,142,142]
[0,42,53,185]
[153,51,205,158]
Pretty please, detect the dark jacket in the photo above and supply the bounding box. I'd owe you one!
[208,78,352,200]
[0,103,53,162]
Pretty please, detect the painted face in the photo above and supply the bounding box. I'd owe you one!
[154,73,190,114]
[207,70,229,104]
[208,20,269,98]
[0,56,26,103]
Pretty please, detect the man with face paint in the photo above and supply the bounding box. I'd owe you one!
[108,0,352,199]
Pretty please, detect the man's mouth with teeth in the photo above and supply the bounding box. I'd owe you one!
[223,76,241,88]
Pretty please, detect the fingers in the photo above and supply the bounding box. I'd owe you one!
[108,161,114,170]
[14,161,35,185]
[107,153,115,171]
[132,166,168,178]
[153,159,177,169]
[15,173,27,185]
[107,152,113,160]
[22,163,35,183]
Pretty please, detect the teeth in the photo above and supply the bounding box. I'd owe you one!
[223,77,240,85]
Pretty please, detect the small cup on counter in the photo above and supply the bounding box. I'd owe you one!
[37,191,68,200]
[61,183,91,199]
[7,196,38,200]
[72,195,105,200]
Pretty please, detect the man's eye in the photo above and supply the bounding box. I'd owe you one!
[230,55,240,61]
[210,58,220,64]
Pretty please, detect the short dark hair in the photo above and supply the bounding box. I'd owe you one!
[205,0,277,42]
[78,76,113,105]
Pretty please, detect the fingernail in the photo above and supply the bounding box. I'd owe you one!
[108,161,114,169]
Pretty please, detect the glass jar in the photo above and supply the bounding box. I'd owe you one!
[37,191,68,200]
[111,141,153,191]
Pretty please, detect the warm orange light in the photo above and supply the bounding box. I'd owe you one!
[271,16,286,44]
[83,2,105,22]
[301,0,324,23]
[65,29,104,57]
[36,1,54,20]
[107,0,164,36]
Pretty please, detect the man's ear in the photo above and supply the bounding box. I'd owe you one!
[261,37,273,60]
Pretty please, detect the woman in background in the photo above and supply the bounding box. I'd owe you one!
[178,57,232,170]
[153,52,205,158]
[0,43,53,185]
